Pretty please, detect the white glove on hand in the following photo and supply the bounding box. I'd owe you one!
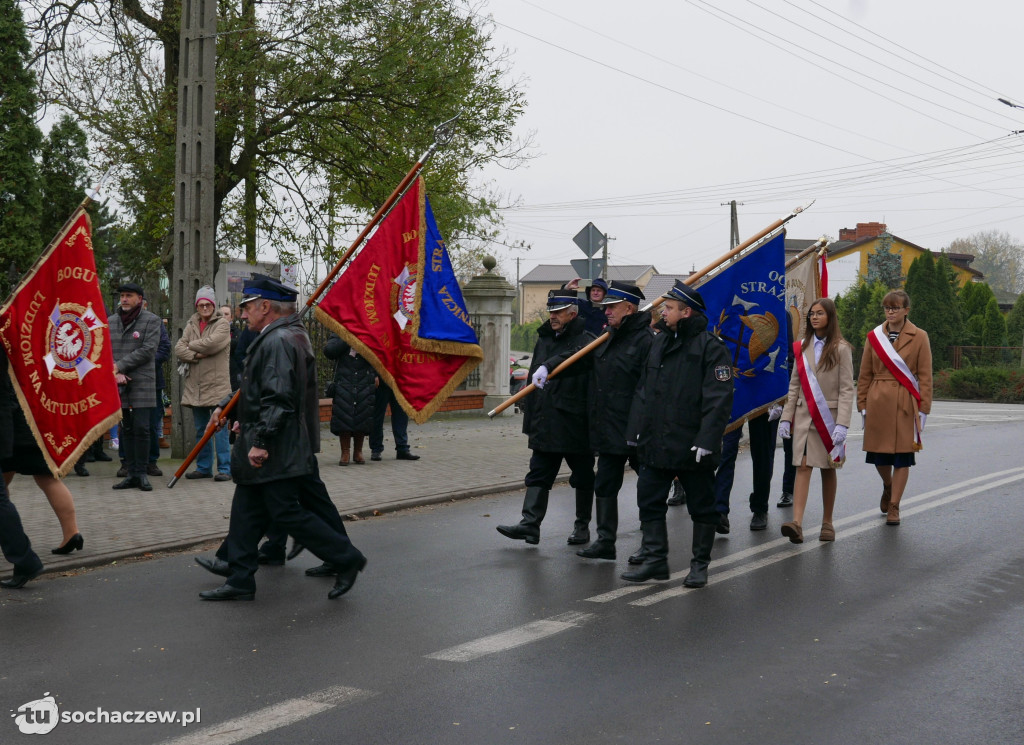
[531,365,549,389]
[768,404,783,422]
[691,445,712,463]
[918,412,927,430]
[778,421,791,439]
[832,424,848,446]
[861,409,866,429]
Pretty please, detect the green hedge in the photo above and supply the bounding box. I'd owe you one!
[933,367,1024,402]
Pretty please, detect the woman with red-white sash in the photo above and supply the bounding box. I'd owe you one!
[857,289,933,527]
[778,298,854,543]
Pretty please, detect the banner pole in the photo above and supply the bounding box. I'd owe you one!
[487,202,813,418]
[168,116,461,487]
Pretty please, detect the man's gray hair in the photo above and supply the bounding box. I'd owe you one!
[267,300,297,315]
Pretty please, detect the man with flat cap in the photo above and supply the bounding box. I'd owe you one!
[496,289,596,546]
[109,281,162,491]
[577,280,653,560]
[623,280,732,588]
[198,275,366,601]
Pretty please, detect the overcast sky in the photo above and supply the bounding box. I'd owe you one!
[477,0,1024,282]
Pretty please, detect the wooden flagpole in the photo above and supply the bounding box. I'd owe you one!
[168,115,461,487]
[487,203,815,418]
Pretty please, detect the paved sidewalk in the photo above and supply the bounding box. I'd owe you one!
[9,412,569,575]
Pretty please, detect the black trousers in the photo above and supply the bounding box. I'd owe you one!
[524,449,595,492]
[713,412,779,515]
[637,464,717,525]
[595,452,629,502]
[0,476,42,577]
[121,406,152,477]
[224,467,363,591]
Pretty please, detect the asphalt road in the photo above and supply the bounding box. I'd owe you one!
[3,402,1024,745]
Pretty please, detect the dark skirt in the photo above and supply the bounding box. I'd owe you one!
[1,443,52,476]
[865,451,916,468]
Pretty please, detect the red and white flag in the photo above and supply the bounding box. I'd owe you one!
[0,208,121,477]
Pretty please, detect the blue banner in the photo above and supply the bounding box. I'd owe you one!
[416,196,478,345]
[696,231,789,426]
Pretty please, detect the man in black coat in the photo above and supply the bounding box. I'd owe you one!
[198,276,366,601]
[577,281,653,560]
[497,290,596,546]
[0,346,44,589]
[623,281,733,588]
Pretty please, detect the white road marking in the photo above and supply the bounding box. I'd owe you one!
[155,686,376,745]
[631,469,1024,606]
[425,611,594,662]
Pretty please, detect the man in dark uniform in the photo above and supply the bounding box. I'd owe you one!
[563,277,609,336]
[623,281,733,587]
[0,346,45,589]
[577,281,652,560]
[198,276,366,601]
[496,290,596,546]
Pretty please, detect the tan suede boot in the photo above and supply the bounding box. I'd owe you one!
[886,501,901,526]
[338,435,350,466]
[352,434,365,464]
[880,483,892,514]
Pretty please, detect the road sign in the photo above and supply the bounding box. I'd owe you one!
[570,258,606,282]
[573,222,606,258]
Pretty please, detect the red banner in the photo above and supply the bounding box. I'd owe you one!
[0,208,121,477]
[314,178,482,424]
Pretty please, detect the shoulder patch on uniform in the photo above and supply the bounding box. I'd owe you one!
[715,365,732,382]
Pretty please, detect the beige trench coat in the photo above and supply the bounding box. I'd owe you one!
[857,319,932,454]
[782,340,855,469]
[174,313,232,407]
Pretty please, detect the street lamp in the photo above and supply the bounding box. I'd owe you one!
[999,97,1024,109]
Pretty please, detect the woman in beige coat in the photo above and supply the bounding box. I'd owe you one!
[857,289,932,526]
[778,298,854,543]
[174,286,233,480]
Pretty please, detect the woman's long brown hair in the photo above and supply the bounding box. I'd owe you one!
[801,297,846,371]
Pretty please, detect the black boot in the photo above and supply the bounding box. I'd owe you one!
[567,483,593,545]
[682,522,717,588]
[667,479,686,506]
[497,486,548,545]
[621,521,669,582]
[577,496,616,559]
[627,545,647,565]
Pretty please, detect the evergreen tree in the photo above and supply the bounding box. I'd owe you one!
[866,232,904,289]
[38,113,89,237]
[0,0,43,297]
[835,279,873,345]
[1006,294,1024,350]
[981,297,1006,348]
[906,252,961,368]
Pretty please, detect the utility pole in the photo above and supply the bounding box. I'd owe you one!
[515,256,522,323]
[722,200,744,249]
[169,0,218,458]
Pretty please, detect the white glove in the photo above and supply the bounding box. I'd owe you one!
[918,412,927,431]
[691,445,712,463]
[767,404,783,422]
[861,409,866,429]
[832,424,848,446]
[531,365,549,389]
[778,421,791,439]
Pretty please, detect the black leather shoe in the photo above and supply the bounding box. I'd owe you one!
[74,463,90,477]
[567,527,590,545]
[370,452,382,461]
[305,563,340,577]
[185,470,212,479]
[199,584,254,601]
[577,542,615,560]
[750,512,768,531]
[621,561,670,582]
[213,473,231,482]
[1,564,43,589]
[195,556,230,577]
[716,514,730,535]
[496,523,540,545]
[328,556,367,599]
[137,475,153,491]
[116,465,128,477]
[52,533,84,555]
[627,549,647,565]
[94,450,113,462]
[146,463,163,477]
[257,553,285,566]
[287,542,306,561]
[776,492,793,508]
[396,450,420,461]
[666,481,685,506]
[112,476,140,490]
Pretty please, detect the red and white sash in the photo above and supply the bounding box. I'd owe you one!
[867,324,923,447]
[793,341,844,462]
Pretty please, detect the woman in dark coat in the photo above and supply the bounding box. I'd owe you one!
[324,335,376,465]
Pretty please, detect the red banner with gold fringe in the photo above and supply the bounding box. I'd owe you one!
[0,208,121,477]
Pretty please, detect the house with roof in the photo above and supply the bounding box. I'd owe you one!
[810,222,983,297]
[518,264,657,322]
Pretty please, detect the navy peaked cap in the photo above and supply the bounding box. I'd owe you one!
[546,289,579,312]
[597,280,645,306]
[661,280,705,311]
[240,274,298,305]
